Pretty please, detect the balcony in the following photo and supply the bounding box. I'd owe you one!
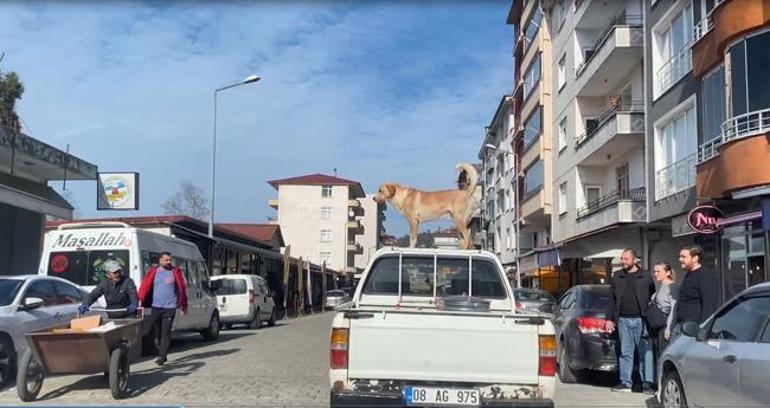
[268,198,279,209]
[575,99,645,165]
[655,154,696,201]
[347,241,363,253]
[347,199,361,208]
[697,108,770,199]
[655,45,692,98]
[575,15,643,97]
[347,219,362,230]
[576,188,646,235]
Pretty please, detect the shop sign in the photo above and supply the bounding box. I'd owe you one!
[688,205,725,234]
[97,172,140,210]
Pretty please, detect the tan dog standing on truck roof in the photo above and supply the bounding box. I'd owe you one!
[374,163,479,249]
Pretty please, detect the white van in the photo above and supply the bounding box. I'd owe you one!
[39,222,221,342]
[211,274,276,329]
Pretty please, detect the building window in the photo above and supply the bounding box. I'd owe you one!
[320,251,331,265]
[524,5,543,49]
[558,54,566,91]
[524,160,544,197]
[728,31,770,118]
[321,185,333,198]
[523,53,542,99]
[523,106,542,150]
[497,190,505,215]
[701,64,725,143]
[321,206,332,220]
[506,228,512,250]
[584,186,602,206]
[505,190,511,213]
[558,182,567,215]
[320,229,332,242]
[653,2,693,97]
[558,116,567,152]
[655,99,697,200]
[616,163,629,194]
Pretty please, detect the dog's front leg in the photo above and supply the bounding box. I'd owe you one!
[409,220,419,248]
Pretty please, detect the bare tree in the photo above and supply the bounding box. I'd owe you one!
[161,181,210,221]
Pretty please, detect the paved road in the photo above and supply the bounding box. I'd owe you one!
[0,312,652,407]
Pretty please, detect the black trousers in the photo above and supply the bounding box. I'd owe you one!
[151,308,176,359]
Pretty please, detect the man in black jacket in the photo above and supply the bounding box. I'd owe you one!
[79,259,138,319]
[675,245,720,326]
[605,249,655,394]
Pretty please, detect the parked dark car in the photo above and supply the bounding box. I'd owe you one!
[553,284,617,383]
[514,288,556,314]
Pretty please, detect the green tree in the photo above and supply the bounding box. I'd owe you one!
[0,70,24,132]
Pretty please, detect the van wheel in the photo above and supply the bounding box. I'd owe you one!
[267,310,276,327]
[201,313,220,341]
[249,309,262,330]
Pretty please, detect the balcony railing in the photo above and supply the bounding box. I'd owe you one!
[575,98,644,148]
[577,187,645,219]
[693,0,726,43]
[575,14,643,77]
[655,154,696,200]
[656,45,692,96]
[699,108,770,162]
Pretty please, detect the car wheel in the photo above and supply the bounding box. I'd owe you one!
[661,369,687,408]
[558,342,580,384]
[201,313,220,341]
[249,309,261,330]
[0,337,16,387]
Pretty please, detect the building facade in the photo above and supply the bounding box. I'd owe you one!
[267,174,376,275]
[687,0,770,301]
[478,95,518,271]
[508,0,556,289]
[0,128,96,276]
[543,0,645,293]
[355,194,386,270]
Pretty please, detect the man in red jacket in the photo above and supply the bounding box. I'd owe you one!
[139,252,188,365]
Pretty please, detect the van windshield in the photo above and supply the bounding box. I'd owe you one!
[214,278,248,295]
[47,250,130,286]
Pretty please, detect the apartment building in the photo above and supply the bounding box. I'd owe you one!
[354,194,386,270]
[543,0,645,291]
[267,174,381,274]
[478,95,518,272]
[507,0,556,290]
[685,0,770,300]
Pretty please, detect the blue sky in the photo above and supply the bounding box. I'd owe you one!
[2,0,513,236]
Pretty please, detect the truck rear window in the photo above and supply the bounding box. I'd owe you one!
[362,255,506,299]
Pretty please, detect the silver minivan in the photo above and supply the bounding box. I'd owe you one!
[658,282,770,408]
[212,274,276,329]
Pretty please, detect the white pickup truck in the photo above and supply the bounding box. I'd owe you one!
[329,248,556,408]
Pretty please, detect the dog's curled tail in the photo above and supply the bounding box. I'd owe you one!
[456,163,479,197]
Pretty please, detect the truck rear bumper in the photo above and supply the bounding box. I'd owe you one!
[330,391,555,408]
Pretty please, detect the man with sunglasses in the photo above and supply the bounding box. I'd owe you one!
[79,259,139,319]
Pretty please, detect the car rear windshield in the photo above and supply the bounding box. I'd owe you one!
[47,250,130,286]
[214,278,248,295]
[362,255,507,299]
[514,289,554,302]
[582,287,611,310]
[0,279,23,306]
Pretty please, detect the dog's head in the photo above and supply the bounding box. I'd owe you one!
[374,183,398,203]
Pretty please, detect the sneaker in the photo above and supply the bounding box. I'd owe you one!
[642,382,656,395]
[611,384,632,393]
[155,357,167,366]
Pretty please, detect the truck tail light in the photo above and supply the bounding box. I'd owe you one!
[330,328,349,369]
[577,316,610,334]
[538,335,557,377]
[249,290,256,304]
[515,301,524,310]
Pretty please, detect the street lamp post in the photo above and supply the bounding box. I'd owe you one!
[484,143,521,288]
[209,74,261,238]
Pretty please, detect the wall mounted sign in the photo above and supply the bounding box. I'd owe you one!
[97,172,140,210]
[687,205,725,235]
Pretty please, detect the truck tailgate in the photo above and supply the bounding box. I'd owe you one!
[348,310,540,384]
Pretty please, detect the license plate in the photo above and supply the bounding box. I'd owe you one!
[405,386,480,407]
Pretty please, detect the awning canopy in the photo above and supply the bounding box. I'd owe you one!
[0,172,72,219]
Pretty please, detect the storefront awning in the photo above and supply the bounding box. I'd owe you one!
[0,172,73,219]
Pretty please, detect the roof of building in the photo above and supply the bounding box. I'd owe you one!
[267,173,365,196]
[216,223,284,248]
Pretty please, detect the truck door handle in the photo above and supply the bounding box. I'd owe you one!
[723,355,737,364]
